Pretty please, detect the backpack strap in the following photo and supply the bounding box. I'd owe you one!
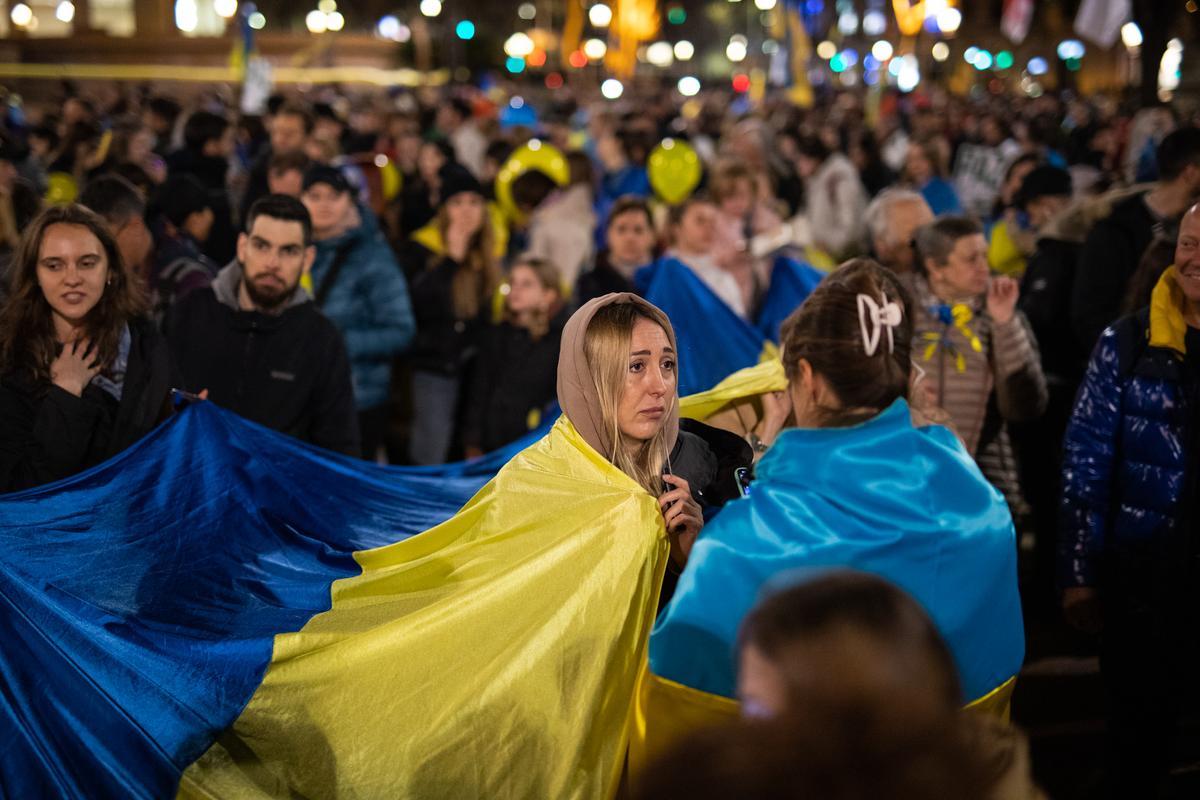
[314,244,355,307]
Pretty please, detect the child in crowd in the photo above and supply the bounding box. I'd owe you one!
[462,257,567,457]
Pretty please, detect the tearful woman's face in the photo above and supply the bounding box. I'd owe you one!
[617,317,676,447]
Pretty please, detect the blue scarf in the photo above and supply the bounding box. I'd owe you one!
[90,324,131,401]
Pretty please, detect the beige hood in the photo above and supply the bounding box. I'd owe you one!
[556,293,680,461]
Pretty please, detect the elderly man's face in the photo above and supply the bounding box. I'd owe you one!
[875,199,934,273]
[1176,207,1200,308]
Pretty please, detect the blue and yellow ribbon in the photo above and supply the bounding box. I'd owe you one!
[921,302,983,372]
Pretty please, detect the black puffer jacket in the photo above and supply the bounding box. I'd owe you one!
[658,418,754,609]
[1059,308,1197,589]
[0,318,174,493]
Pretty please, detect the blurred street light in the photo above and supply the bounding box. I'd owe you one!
[601,79,624,99]
[505,32,535,57]
[678,76,701,96]
[589,3,612,27]
[173,0,196,32]
[305,9,327,33]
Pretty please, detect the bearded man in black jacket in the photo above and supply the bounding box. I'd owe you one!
[164,195,360,456]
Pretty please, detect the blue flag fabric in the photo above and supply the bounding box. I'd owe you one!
[649,399,1025,704]
[0,403,537,799]
[754,255,825,342]
[636,256,823,396]
[637,257,764,396]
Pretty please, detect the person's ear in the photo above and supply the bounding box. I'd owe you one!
[798,357,813,388]
[794,357,816,402]
[810,370,839,409]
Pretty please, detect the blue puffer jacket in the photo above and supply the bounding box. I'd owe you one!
[1059,269,1195,588]
[310,208,415,411]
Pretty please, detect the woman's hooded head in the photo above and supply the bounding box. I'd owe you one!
[557,293,680,491]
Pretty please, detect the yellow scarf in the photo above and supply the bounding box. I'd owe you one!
[1149,265,1189,356]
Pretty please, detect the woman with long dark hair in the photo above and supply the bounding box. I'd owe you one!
[0,204,174,493]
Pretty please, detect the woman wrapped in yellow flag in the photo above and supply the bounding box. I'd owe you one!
[180,293,751,799]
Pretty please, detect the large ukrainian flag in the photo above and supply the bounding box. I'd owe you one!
[2,361,1020,797]
[1,402,664,798]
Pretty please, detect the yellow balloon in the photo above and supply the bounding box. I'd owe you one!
[495,140,569,224]
[648,139,702,206]
[380,161,402,202]
[45,172,79,205]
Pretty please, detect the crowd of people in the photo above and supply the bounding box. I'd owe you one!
[0,77,1198,796]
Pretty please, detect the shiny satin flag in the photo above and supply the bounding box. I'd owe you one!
[0,402,646,798]
[179,416,669,797]
[649,398,1025,704]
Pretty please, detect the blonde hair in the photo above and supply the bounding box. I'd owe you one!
[504,256,562,341]
[584,302,677,495]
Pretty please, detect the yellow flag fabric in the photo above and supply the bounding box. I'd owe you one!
[679,359,787,421]
[627,671,1016,784]
[628,667,739,780]
[180,417,669,799]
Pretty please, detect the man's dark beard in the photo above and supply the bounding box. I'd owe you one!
[243,272,299,312]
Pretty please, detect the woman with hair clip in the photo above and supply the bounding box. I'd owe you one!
[406,164,501,464]
[649,259,1024,710]
[0,204,174,493]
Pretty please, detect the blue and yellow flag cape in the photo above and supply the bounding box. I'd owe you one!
[648,397,1024,720]
[636,255,823,396]
[0,403,663,797]
[2,370,1023,796]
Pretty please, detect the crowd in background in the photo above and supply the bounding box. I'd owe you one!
[0,76,1198,797]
